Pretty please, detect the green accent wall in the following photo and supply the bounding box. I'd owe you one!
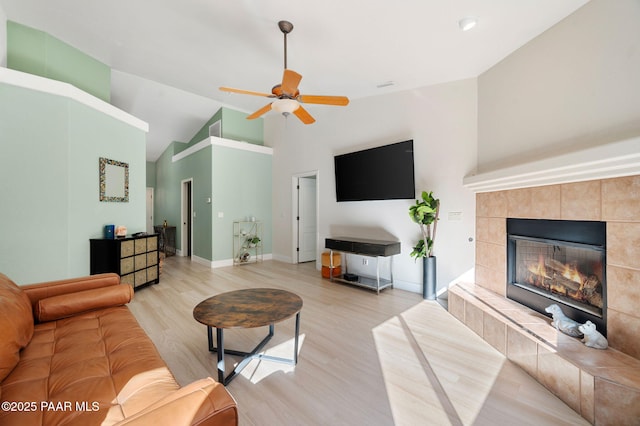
[176,107,264,156]
[7,21,111,102]
[181,109,224,152]
[150,106,269,263]
[0,82,146,284]
[154,142,213,260]
[153,139,272,262]
[221,107,263,144]
[146,161,157,187]
[211,145,272,260]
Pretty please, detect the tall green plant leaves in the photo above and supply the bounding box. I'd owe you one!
[408,191,439,259]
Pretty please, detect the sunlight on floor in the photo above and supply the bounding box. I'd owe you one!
[239,334,307,384]
[373,301,505,425]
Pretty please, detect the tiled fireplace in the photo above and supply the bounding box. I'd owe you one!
[453,140,640,423]
[474,176,640,359]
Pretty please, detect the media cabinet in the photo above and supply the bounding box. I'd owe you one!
[325,237,401,294]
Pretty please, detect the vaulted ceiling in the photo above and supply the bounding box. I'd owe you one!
[1,0,589,160]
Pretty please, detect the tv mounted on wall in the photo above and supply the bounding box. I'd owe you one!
[334,140,415,202]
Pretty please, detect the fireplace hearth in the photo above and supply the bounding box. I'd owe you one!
[507,218,607,335]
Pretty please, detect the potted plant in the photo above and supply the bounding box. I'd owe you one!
[247,236,260,248]
[409,190,440,299]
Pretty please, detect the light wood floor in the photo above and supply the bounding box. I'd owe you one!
[128,256,588,426]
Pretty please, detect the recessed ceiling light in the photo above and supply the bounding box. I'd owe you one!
[458,17,477,31]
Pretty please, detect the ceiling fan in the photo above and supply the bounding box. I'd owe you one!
[219,20,349,125]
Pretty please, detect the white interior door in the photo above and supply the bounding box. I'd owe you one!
[298,177,317,262]
[146,188,154,234]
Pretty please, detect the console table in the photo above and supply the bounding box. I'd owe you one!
[153,225,176,257]
[325,237,401,294]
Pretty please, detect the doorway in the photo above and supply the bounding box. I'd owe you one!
[181,179,193,257]
[292,171,319,264]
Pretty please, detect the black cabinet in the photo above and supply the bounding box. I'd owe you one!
[90,234,159,290]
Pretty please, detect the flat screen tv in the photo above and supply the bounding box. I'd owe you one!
[334,140,415,202]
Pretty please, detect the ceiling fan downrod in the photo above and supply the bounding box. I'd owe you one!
[278,20,293,70]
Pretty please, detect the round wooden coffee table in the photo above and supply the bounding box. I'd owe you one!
[193,288,303,385]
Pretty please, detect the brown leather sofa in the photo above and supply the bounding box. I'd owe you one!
[0,272,237,426]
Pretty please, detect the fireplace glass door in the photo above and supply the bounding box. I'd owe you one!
[512,237,604,318]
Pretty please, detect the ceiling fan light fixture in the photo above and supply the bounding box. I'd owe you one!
[272,98,300,114]
[458,17,478,31]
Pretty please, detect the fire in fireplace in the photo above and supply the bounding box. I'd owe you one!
[507,218,607,335]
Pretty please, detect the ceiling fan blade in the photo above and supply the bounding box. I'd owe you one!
[281,69,302,95]
[293,105,316,124]
[297,94,349,106]
[247,103,273,120]
[219,86,274,98]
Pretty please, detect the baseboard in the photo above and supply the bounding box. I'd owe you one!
[210,254,273,269]
[271,253,293,263]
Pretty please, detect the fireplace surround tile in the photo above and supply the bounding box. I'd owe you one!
[475,264,505,296]
[506,188,534,218]
[507,186,561,219]
[475,240,505,272]
[580,371,595,424]
[594,378,640,425]
[561,181,601,220]
[449,282,640,423]
[476,216,505,245]
[507,327,538,377]
[483,312,506,354]
[464,301,484,337]
[537,345,581,412]
[477,191,507,217]
[602,175,640,222]
[501,309,547,326]
[607,222,640,270]
[448,290,465,323]
[487,217,505,244]
[607,266,640,318]
[476,217,490,242]
[607,309,640,360]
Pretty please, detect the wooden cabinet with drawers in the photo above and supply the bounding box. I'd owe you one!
[90,234,159,290]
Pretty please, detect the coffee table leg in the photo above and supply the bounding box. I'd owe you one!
[205,316,300,385]
[216,327,225,384]
[207,325,214,351]
[294,312,300,364]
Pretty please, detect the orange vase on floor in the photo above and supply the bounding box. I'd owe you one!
[321,266,341,279]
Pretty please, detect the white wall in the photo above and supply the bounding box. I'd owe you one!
[478,0,640,172]
[265,78,477,294]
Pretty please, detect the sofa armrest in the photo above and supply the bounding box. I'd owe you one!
[116,378,238,426]
[34,283,134,322]
[22,273,121,307]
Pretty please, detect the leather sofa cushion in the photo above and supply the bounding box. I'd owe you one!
[0,306,181,425]
[35,284,134,322]
[23,273,121,307]
[0,273,34,382]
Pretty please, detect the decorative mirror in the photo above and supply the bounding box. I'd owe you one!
[99,157,129,202]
